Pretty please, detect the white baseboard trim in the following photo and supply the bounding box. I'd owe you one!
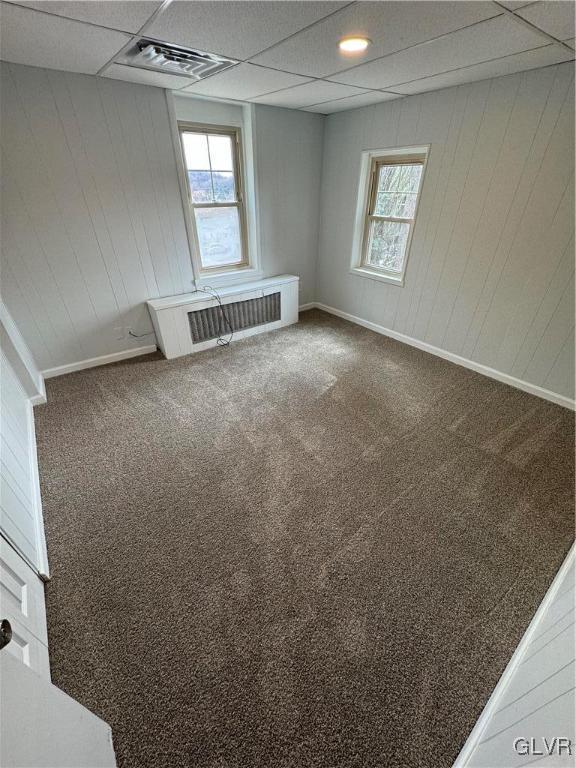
[299,303,316,312]
[313,302,575,411]
[30,393,47,406]
[42,345,157,380]
[452,543,575,767]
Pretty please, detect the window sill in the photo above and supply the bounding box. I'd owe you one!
[195,267,264,289]
[350,266,405,287]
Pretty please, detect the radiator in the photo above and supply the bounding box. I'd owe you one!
[147,275,299,359]
[189,292,281,343]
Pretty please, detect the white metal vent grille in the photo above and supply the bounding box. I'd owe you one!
[189,293,281,343]
[120,39,238,80]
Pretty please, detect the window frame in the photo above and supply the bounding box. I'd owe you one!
[178,121,250,275]
[351,145,429,287]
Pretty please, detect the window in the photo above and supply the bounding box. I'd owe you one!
[351,146,427,285]
[179,123,248,272]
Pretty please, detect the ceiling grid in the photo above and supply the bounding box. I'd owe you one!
[0,0,573,113]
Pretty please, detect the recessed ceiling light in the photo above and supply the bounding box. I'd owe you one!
[338,36,371,54]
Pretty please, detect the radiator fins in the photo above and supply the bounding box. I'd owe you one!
[188,293,281,343]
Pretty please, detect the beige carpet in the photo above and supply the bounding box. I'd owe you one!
[35,310,574,768]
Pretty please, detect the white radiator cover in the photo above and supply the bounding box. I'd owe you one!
[147,275,299,359]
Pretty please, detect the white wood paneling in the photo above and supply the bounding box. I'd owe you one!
[316,62,575,402]
[172,97,324,304]
[252,104,324,305]
[0,350,46,573]
[0,302,45,404]
[0,62,194,372]
[456,546,575,767]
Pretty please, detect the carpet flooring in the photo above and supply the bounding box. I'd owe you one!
[35,310,574,768]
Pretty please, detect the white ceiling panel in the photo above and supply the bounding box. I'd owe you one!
[304,90,401,113]
[330,15,548,89]
[146,1,346,61]
[516,1,575,41]
[180,63,311,100]
[0,2,130,74]
[251,80,370,109]
[497,1,536,8]
[250,1,501,78]
[103,63,193,89]
[2,1,161,32]
[393,44,574,94]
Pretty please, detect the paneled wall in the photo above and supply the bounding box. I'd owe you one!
[174,95,324,304]
[252,104,324,305]
[316,62,575,401]
[1,67,325,373]
[2,60,574,392]
[0,62,194,372]
[0,349,43,570]
[173,95,326,305]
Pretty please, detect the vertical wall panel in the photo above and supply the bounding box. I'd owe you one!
[252,104,324,306]
[316,62,575,401]
[0,62,194,371]
[441,66,559,354]
[0,350,42,570]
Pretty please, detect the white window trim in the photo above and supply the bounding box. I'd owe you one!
[178,120,252,276]
[350,145,429,287]
[166,95,262,290]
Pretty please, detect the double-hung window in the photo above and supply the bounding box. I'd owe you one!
[352,147,427,285]
[179,123,248,273]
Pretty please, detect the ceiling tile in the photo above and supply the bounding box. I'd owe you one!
[102,63,192,89]
[2,1,161,32]
[251,80,370,109]
[146,1,346,61]
[180,63,311,100]
[497,1,536,8]
[304,90,401,113]
[330,15,547,89]
[0,2,130,74]
[251,1,501,78]
[516,1,575,41]
[393,44,574,95]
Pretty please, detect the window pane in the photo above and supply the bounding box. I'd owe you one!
[366,220,410,273]
[195,206,243,268]
[188,171,213,203]
[212,172,236,203]
[208,134,234,171]
[182,133,210,170]
[374,163,422,218]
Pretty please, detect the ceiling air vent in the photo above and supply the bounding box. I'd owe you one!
[119,39,238,81]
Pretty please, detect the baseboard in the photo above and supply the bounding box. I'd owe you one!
[452,543,575,767]
[313,302,575,411]
[30,393,47,406]
[36,307,575,410]
[42,345,157,379]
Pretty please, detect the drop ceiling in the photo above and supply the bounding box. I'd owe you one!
[0,0,574,114]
